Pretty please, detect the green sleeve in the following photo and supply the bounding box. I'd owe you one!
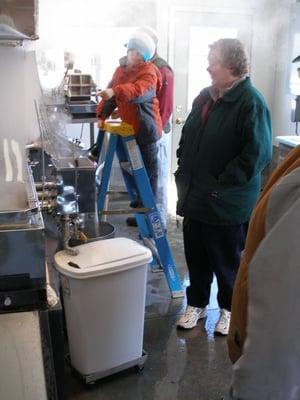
[218,101,272,187]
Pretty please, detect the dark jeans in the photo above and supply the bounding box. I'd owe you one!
[138,142,158,198]
[183,217,248,311]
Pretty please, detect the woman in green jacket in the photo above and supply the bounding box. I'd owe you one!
[175,38,272,335]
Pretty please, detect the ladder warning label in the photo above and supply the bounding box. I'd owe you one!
[149,213,164,239]
[126,141,143,170]
[168,265,175,281]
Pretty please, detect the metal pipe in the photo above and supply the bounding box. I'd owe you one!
[35,181,56,191]
[39,199,56,212]
[34,100,46,204]
[61,215,79,256]
[37,190,57,199]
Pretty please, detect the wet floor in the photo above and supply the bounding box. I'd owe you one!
[64,195,232,400]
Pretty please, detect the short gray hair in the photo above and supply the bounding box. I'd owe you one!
[209,38,249,77]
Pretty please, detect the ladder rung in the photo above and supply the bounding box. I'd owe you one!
[99,207,150,215]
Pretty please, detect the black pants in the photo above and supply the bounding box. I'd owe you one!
[138,142,158,198]
[183,217,248,311]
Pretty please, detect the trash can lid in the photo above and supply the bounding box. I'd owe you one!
[54,237,152,279]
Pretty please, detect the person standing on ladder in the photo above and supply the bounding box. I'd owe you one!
[96,31,163,209]
[125,27,174,230]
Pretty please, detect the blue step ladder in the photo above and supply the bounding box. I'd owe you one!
[96,121,184,298]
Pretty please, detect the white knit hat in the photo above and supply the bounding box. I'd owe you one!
[135,27,158,46]
[127,30,155,61]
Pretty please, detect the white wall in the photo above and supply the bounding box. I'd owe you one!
[247,0,293,138]
[271,0,298,137]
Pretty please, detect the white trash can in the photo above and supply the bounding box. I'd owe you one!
[54,237,152,379]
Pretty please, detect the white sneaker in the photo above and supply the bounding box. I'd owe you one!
[176,305,207,329]
[214,309,231,335]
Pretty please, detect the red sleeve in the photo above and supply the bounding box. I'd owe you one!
[96,97,117,120]
[157,66,174,129]
[96,70,118,118]
[113,64,159,103]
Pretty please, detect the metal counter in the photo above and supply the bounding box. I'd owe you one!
[0,164,46,312]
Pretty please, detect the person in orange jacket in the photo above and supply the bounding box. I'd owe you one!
[124,27,174,229]
[96,31,162,202]
[229,144,300,399]
[228,145,300,364]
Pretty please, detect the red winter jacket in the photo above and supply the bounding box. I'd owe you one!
[96,61,162,145]
[151,55,174,132]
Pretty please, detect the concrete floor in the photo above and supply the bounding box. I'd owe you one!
[63,195,233,400]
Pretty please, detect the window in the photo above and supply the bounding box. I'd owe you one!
[188,27,237,109]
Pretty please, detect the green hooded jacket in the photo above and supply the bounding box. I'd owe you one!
[175,77,272,225]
